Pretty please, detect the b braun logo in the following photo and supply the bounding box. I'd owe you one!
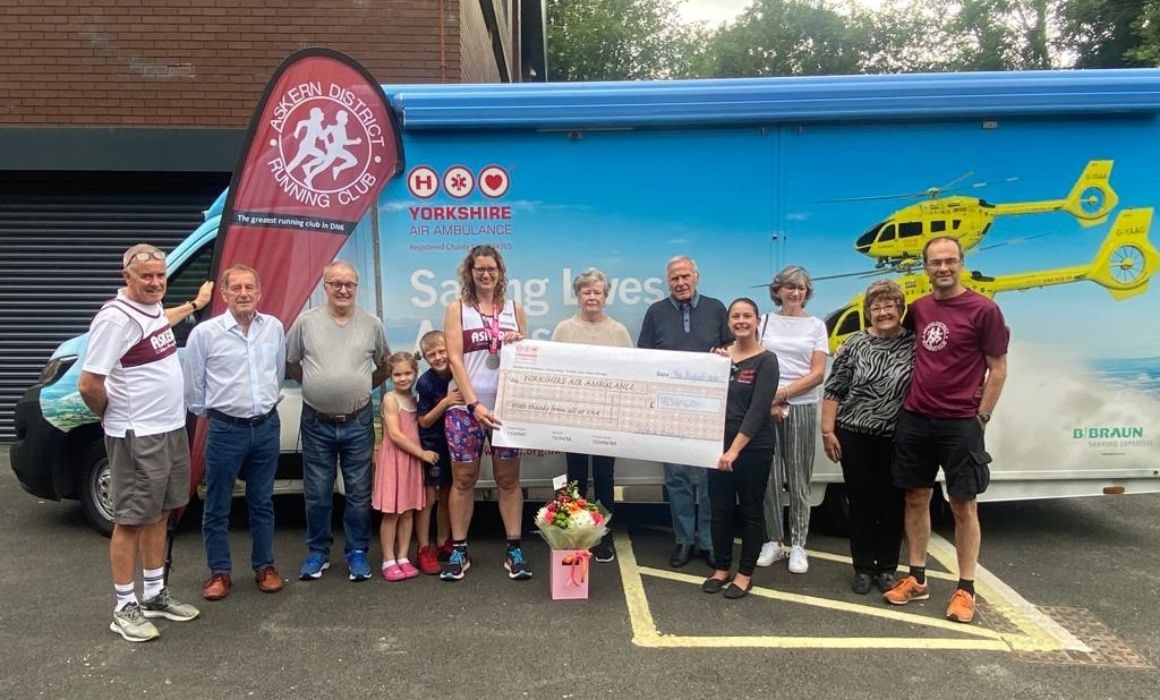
[267,82,388,207]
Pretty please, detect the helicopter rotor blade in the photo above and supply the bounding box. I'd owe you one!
[812,268,896,282]
[816,191,928,203]
[975,231,1054,252]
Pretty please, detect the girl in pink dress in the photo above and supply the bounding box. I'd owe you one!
[374,352,436,581]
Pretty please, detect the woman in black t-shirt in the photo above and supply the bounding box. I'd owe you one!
[701,298,780,599]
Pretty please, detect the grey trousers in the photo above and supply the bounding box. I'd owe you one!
[763,402,817,547]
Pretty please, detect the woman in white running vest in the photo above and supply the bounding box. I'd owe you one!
[439,245,532,582]
[756,266,829,575]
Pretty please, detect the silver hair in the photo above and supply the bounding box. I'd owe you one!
[323,260,359,282]
[769,265,814,307]
[666,255,698,275]
[121,243,164,270]
[572,268,611,296]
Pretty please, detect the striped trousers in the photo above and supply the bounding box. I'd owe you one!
[763,402,817,547]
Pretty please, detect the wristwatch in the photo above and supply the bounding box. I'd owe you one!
[466,401,480,416]
[977,412,991,424]
[188,299,200,311]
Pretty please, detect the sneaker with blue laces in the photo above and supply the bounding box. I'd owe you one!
[439,545,471,582]
[347,549,372,581]
[504,544,533,580]
[299,553,330,581]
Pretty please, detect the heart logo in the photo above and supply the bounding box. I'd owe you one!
[484,173,504,190]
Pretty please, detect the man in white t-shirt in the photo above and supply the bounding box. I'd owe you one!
[79,244,203,643]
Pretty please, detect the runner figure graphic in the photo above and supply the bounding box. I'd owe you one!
[285,108,328,175]
[302,110,363,188]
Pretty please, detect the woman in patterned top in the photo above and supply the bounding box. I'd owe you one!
[821,280,915,595]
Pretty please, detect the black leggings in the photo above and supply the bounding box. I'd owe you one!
[838,427,903,574]
[708,448,773,576]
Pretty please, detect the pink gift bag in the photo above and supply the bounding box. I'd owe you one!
[550,549,590,600]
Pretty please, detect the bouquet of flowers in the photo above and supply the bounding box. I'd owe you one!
[534,481,611,551]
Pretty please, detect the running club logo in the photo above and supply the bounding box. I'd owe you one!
[921,320,950,352]
[266,83,389,209]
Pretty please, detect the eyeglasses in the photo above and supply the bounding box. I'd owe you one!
[869,304,898,313]
[926,257,961,269]
[325,281,358,291]
[123,250,166,268]
[473,267,499,276]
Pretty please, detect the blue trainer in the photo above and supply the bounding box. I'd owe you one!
[347,549,372,581]
[440,546,471,582]
[299,553,330,581]
[504,545,533,580]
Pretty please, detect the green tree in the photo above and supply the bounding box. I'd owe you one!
[1057,0,1150,68]
[704,0,869,77]
[1129,1,1160,64]
[546,0,697,80]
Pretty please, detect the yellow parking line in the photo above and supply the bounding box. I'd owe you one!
[925,533,1088,653]
[639,566,1006,640]
[635,635,1010,650]
[616,531,1013,650]
[614,532,665,644]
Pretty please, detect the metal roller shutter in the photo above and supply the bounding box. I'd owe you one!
[0,171,228,442]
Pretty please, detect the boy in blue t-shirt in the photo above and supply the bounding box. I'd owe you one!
[414,330,460,574]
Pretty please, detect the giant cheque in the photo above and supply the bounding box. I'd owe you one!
[492,339,728,469]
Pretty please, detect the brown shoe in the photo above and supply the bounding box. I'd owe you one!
[203,573,231,601]
[255,566,284,593]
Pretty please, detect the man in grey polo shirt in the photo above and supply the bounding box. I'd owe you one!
[286,260,389,582]
[638,255,731,569]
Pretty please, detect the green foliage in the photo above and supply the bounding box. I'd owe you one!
[544,0,1160,80]
[546,0,699,80]
[1057,0,1151,68]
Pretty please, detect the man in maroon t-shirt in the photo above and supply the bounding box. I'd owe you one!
[881,237,1009,624]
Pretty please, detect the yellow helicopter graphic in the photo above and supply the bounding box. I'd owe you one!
[823,208,1160,353]
[846,160,1118,272]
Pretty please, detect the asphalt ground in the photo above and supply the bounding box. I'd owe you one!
[2,445,1158,699]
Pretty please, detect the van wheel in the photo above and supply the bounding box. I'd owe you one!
[79,442,115,537]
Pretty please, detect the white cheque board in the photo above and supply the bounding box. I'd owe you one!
[492,339,728,469]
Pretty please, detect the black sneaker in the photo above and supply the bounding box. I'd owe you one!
[439,546,471,582]
[851,571,873,595]
[504,545,533,580]
[591,534,615,563]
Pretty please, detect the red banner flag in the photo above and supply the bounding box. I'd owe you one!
[209,47,401,323]
[189,48,402,501]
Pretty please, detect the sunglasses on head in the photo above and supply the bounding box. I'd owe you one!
[123,250,166,268]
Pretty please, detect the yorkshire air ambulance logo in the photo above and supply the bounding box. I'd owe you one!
[267,83,388,208]
[921,320,950,352]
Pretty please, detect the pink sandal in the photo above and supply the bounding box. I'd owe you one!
[398,560,420,579]
[382,563,407,582]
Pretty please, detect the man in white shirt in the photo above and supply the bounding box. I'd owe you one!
[79,243,203,643]
[185,264,286,601]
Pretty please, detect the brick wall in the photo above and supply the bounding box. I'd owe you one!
[459,0,508,83]
[0,0,493,127]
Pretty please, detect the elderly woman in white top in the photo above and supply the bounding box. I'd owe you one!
[551,268,632,563]
[756,266,829,574]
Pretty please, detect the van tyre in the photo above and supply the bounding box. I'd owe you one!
[79,441,114,537]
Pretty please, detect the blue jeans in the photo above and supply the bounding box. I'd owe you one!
[202,413,280,574]
[301,405,374,558]
[663,462,712,549]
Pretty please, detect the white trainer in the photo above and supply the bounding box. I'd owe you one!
[756,541,785,567]
[788,545,809,574]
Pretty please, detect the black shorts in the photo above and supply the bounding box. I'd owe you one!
[892,409,992,500]
[423,447,452,488]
